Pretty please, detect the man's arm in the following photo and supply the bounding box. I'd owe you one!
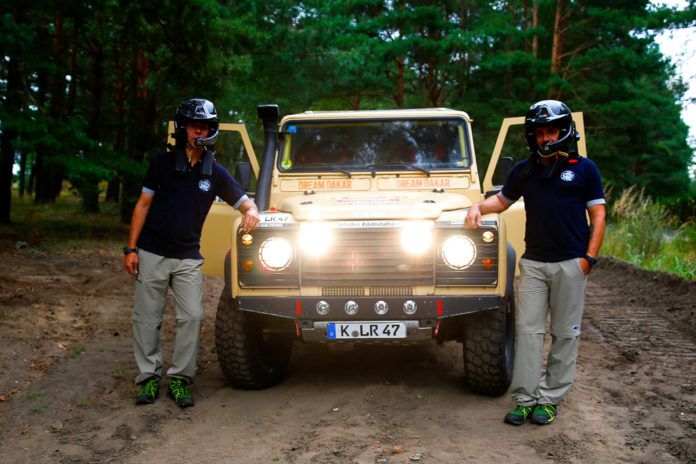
[124,191,153,277]
[581,203,606,274]
[238,198,260,233]
[465,194,511,229]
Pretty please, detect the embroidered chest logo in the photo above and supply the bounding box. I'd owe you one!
[198,179,212,192]
[560,170,575,182]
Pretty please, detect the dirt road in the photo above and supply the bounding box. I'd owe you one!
[1,249,694,464]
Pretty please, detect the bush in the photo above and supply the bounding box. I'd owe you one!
[603,187,695,280]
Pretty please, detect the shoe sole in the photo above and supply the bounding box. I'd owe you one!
[135,391,158,405]
[530,416,555,425]
[167,391,194,408]
[504,416,528,426]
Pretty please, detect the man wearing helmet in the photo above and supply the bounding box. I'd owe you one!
[465,100,606,426]
[124,98,260,408]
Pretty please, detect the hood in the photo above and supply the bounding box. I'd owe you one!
[277,192,472,221]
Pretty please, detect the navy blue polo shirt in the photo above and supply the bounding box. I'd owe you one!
[137,151,248,259]
[500,156,605,262]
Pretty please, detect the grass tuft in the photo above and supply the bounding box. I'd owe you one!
[604,187,695,280]
[1,194,127,255]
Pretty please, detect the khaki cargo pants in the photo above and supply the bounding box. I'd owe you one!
[132,249,204,385]
[510,257,588,407]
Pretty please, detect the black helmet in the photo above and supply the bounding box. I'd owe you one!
[524,100,578,156]
[174,98,219,147]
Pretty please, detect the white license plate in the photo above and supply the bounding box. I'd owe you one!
[327,322,406,339]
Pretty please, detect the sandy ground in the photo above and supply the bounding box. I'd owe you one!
[0,248,694,464]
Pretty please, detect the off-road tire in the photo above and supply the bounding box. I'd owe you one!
[462,293,515,396]
[215,291,293,390]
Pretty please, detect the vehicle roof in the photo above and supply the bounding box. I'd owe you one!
[279,108,472,124]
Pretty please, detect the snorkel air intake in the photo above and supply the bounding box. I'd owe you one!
[255,104,280,212]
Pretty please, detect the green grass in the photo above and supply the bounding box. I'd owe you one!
[603,187,696,280]
[1,193,127,255]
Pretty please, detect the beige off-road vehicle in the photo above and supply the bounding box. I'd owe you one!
[194,105,586,396]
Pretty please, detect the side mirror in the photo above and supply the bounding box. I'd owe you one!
[234,162,252,192]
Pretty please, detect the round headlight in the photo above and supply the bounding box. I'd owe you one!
[259,237,293,271]
[299,222,332,256]
[442,235,476,269]
[401,221,433,254]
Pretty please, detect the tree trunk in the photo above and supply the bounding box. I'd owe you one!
[18,151,27,198]
[79,34,105,214]
[550,0,568,98]
[0,9,25,223]
[392,54,405,108]
[120,49,154,224]
[34,10,67,204]
[532,0,539,59]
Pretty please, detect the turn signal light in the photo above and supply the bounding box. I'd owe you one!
[242,260,254,271]
[482,258,494,269]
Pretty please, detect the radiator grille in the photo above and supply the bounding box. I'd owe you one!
[322,287,365,297]
[301,227,433,286]
[370,286,414,296]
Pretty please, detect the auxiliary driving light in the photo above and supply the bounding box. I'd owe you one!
[401,221,433,254]
[299,222,332,256]
[374,300,389,315]
[316,300,330,315]
[403,300,417,315]
[442,235,476,269]
[344,300,359,315]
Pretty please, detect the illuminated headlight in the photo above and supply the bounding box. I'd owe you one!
[442,235,477,269]
[401,221,433,254]
[299,222,332,256]
[258,237,293,271]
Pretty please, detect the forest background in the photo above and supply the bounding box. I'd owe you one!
[0,0,695,277]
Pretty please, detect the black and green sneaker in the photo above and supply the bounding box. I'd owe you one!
[135,377,160,405]
[504,405,534,426]
[530,404,557,425]
[167,378,194,408]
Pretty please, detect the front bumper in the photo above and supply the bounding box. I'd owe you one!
[235,294,504,320]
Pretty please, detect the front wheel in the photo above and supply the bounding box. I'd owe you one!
[462,293,515,396]
[215,291,293,389]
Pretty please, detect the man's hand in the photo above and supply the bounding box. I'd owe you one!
[124,252,139,277]
[239,199,260,232]
[465,203,483,229]
[465,194,510,229]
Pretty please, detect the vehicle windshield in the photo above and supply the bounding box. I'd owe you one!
[278,117,471,173]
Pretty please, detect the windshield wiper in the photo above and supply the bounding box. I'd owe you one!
[365,163,430,177]
[323,166,352,178]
